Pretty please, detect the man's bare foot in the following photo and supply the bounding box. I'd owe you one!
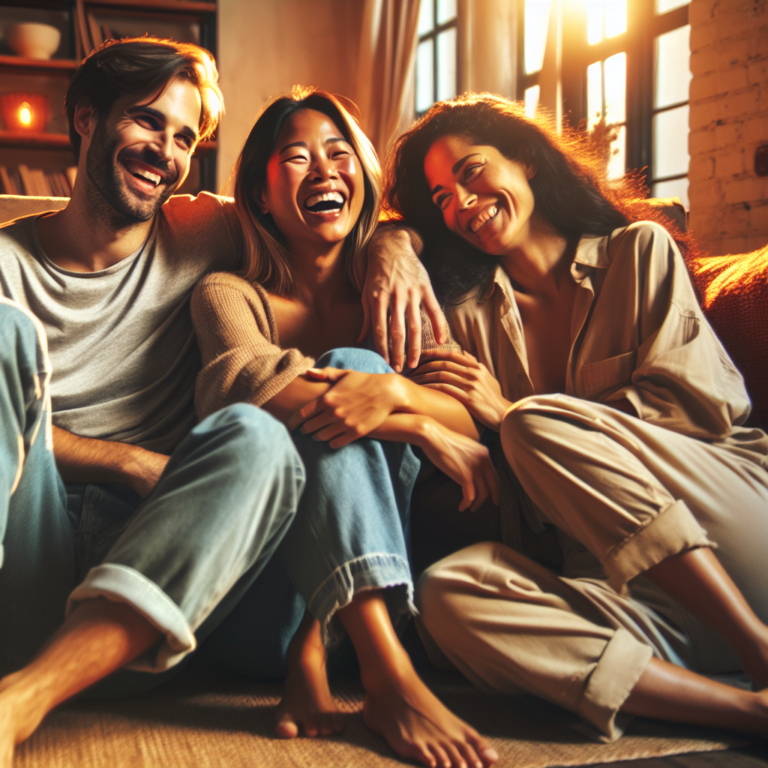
[274,612,344,739]
[0,670,53,768]
[361,653,498,768]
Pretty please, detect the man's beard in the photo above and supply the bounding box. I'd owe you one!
[85,117,180,223]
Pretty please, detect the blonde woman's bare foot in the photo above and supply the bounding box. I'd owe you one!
[361,657,498,768]
[274,612,344,739]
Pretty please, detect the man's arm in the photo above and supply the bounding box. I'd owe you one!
[359,222,448,373]
[52,425,170,499]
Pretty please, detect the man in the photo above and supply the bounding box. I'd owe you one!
[0,38,439,764]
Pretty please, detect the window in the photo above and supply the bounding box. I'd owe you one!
[518,0,691,207]
[415,0,458,115]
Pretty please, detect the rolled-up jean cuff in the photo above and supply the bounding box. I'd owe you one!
[308,553,416,648]
[603,499,714,594]
[67,563,196,673]
[578,627,654,742]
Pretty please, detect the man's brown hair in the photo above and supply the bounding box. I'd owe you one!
[65,37,224,158]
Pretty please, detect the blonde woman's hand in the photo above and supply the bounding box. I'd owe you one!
[288,368,405,448]
[409,350,512,431]
[417,419,499,512]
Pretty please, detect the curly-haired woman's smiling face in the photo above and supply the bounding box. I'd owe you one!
[258,108,364,252]
[424,134,536,256]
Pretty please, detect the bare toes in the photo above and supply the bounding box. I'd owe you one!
[274,713,299,739]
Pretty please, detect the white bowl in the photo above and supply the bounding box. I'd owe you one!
[5,23,61,60]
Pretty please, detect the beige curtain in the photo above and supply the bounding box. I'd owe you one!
[457,0,517,98]
[537,0,563,128]
[355,0,421,159]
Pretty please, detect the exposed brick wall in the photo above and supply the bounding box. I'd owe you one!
[689,0,768,255]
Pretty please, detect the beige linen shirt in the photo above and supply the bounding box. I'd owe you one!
[448,221,768,461]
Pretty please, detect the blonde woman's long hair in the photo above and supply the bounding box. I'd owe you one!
[233,86,381,296]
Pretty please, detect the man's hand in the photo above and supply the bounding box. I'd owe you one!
[119,448,171,498]
[288,367,405,448]
[360,225,448,372]
[52,425,170,499]
[409,350,512,431]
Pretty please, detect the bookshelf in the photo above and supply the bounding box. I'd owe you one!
[0,0,218,196]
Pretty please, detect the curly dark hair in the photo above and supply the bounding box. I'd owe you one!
[385,93,689,305]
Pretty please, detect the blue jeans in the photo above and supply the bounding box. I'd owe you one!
[202,348,421,678]
[0,299,304,688]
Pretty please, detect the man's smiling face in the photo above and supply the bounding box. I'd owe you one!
[84,77,202,222]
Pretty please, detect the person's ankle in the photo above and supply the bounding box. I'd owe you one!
[359,644,418,696]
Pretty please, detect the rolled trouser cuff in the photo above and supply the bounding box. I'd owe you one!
[578,627,654,742]
[67,563,196,673]
[308,553,415,647]
[603,499,714,593]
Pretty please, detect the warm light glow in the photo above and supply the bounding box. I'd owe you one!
[18,102,33,126]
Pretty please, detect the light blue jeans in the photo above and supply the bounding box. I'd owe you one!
[202,348,421,678]
[0,299,304,690]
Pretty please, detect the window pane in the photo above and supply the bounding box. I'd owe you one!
[588,0,626,44]
[604,52,626,124]
[437,0,457,24]
[655,25,691,108]
[436,27,457,101]
[587,61,603,128]
[525,85,540,118]
[525,0,552,74]
[587,1,603,44]
[416,39,434,113]
[656,0,688,13]
[418,0,434,36]
[605,0,627,38]
[653,105,690,178]
[652,177,689,209]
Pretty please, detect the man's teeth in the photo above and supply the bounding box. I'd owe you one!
[126,162,162,186]
[305,191,344,211]
[470,206,498,233]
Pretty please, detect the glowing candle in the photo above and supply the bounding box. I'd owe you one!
[19,102,33,127]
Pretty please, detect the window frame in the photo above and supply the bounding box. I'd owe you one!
[416,0,459,116]
[517,0,690,194]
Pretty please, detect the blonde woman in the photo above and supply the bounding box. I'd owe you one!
[191,88,499,768]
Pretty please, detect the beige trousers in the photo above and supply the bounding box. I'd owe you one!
[416,395,768,741]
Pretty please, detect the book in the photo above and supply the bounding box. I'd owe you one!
[0,166,17,195]
[17,165,35,196]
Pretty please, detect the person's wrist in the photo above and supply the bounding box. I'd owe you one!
[412,414,438,450]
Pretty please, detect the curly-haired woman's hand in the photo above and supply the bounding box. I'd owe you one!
[417,418,500,512]
[409,350,511,431]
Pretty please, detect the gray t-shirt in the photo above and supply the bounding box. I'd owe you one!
[0,193,242,454]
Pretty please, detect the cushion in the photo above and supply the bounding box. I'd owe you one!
[686,246,768,430]
[0,194,68,224]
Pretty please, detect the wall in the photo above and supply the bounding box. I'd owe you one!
[216,0,519,194]
[689,0,768,255]
[216,0,365,192]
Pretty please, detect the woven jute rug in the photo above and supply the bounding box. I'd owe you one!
[15,662,751,768]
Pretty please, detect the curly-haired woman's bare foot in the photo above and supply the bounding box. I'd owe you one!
[739,624,768,691]
[274,611,344,739]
